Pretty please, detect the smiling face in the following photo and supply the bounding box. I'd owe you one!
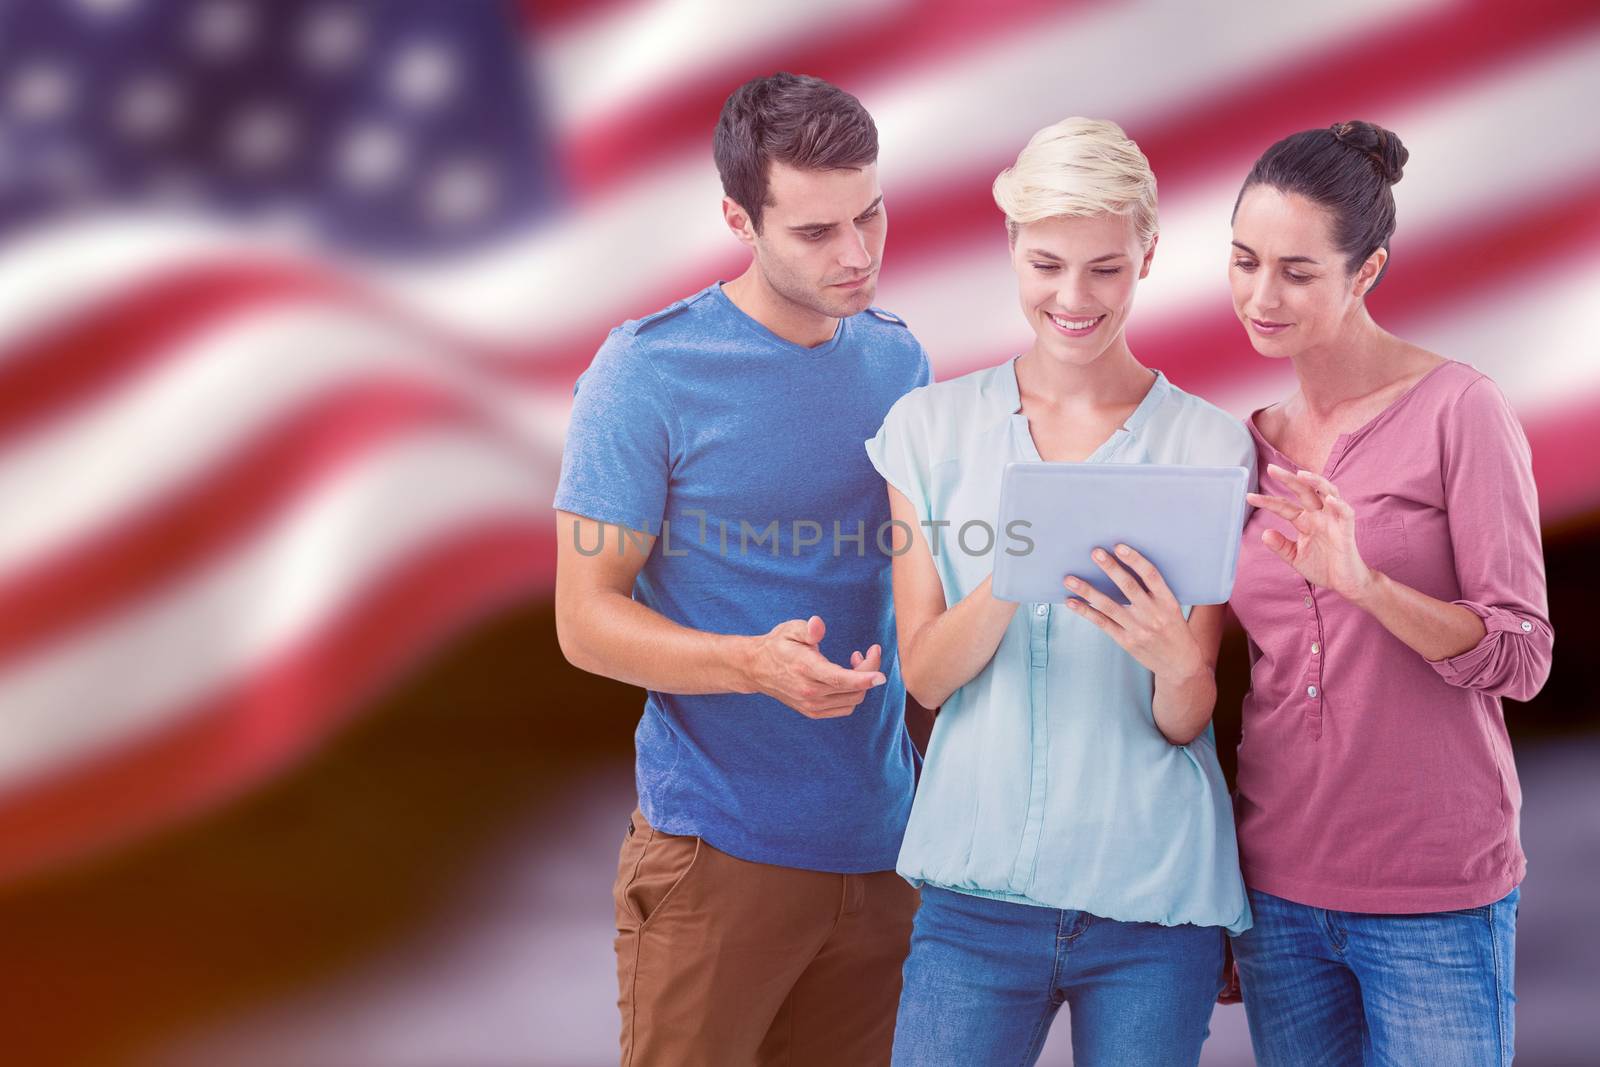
[732,160,886,319]
[1011,212,1153,366]
[1229,184,1386,358]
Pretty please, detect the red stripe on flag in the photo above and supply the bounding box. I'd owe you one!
[561,0,1598,200]
[885,0,1600,270]
[1527,401,1600,523]
[518,2,1600,392]
[519,163,1600,401]
[560,0,1094,195]
[0,379,536,671]
[1115,176,1600,397]
[0,520,555,887]
[0,264,341,451]
[518,0,635,33]
[0,258,547,454]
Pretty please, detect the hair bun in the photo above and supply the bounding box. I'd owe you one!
[1331,120,1407,184]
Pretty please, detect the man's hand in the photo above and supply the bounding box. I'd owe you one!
[743,615,886,719]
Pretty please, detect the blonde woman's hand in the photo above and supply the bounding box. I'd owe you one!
[1062,544,1204,683]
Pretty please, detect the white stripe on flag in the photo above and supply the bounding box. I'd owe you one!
[879,28,1600,369]
[0,301,545,574]
[0,212,300,363]
[394,0,1442,342]
[1204,255,1600,419]
[868,0,1443,183]
[540,0,909,133]
[0,430,549,794]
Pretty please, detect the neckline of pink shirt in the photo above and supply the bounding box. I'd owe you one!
[1245,359,1462,478]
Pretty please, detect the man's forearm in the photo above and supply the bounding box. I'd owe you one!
[559,591,755,695]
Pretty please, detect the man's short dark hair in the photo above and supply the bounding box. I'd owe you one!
[713,72,878,234]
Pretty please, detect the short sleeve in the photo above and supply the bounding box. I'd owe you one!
[551,329,680,535]
[1426,375,1553,700]
[864,392,930,521]
[1190,406,1259,497]
[1228,420,1259,496]
[915,341,935,387]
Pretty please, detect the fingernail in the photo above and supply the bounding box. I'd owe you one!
[872,675,886,687]
[1093,549,1107,562]
[1116,544,1131,557]
[1065,576,1079,587]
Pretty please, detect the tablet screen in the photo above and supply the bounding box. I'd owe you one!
[991,463,1249,606]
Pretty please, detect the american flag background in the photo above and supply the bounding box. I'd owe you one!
[0,1,1596,1063]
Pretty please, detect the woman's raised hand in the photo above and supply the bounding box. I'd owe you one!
[1246,464,1375,600]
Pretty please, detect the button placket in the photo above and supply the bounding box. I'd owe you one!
[1011,605,1052,892]
[1301,583,1325,738]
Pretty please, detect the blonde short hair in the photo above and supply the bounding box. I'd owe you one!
[992,117,1158,247]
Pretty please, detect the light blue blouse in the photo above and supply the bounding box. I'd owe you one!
[865,355,1256,934]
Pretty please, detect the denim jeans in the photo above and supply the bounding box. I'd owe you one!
[1231,885,1519,1067]
[891,885,1225,1066]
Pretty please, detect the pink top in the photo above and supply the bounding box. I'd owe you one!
[1230,360,1552,913]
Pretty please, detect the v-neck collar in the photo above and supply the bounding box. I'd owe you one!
[711,282,847,356]
[998,353,1170,463]
[1247,359,1456,477]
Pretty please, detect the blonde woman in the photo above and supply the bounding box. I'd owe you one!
[867,119,1252,1065]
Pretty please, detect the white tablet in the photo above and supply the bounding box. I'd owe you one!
[990,462,1249,606]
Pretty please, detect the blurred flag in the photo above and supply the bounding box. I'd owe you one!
[0,0,562,882]
[2,0,1598,883]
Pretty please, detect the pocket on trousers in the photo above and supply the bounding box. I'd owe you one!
[617,812,702,929]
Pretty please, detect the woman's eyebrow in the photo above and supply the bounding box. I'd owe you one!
[1232,240,1320,265]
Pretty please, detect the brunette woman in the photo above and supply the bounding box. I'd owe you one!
[1225,121,1552,1067]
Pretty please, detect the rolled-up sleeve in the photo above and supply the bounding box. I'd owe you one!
[1427,377,1553,700]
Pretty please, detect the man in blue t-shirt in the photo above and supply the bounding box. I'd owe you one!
[553,72,931,1065]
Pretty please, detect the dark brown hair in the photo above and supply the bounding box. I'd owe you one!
[1234,120,1409,290]
[713,72,878,234]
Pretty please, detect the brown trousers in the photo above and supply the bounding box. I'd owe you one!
[613,808,918,1066]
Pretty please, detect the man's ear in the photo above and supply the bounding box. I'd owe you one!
[1354,247,1387,297]
[723,197,757,249]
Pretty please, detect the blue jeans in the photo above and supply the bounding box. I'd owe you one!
[1231,885,1519,1067]
[891,886,1225,1066]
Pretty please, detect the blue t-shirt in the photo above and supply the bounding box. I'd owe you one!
[552,281,932,872]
